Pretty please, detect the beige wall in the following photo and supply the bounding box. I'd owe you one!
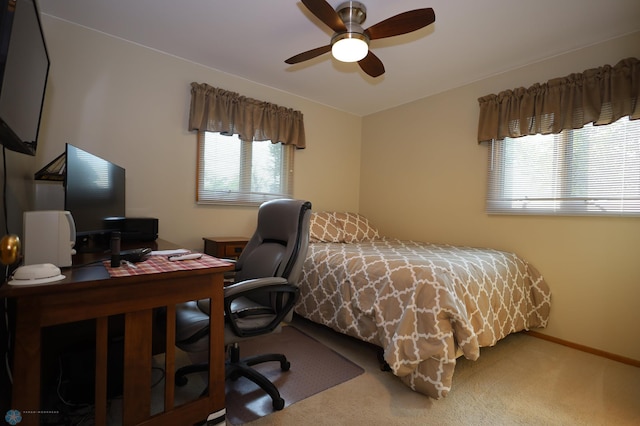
[37,16,362,250]
[37,15,640,361]
[361,32,640,361]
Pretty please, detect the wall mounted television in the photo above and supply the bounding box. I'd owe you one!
[0,0,50,156]
[64,144,125,250]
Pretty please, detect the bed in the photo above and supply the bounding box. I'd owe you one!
[294,212,551,399]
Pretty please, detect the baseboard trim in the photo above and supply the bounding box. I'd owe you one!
[525,330,640,368]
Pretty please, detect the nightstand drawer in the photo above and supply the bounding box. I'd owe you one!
[203,237,249,259]
[224,243,246,257]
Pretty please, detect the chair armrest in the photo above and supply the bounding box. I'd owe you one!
[224,278,299,338]
[224,277,288,298]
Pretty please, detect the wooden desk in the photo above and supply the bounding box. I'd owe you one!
[0,241,234,426]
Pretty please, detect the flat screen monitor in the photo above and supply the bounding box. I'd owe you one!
[64,144,125,240]
[0,0,50,155]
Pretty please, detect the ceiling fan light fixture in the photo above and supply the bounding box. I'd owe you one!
[331,32,368,62]
[287,1,436,78]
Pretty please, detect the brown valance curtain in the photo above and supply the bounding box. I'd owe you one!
[477,57,640,143]
[188,82,306,148]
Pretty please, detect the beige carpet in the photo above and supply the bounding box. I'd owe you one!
[243,316,640,425]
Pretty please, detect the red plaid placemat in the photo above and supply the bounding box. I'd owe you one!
[104,254,233,278]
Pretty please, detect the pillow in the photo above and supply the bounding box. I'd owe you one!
[309,211,343,243]
[334,212,380,243]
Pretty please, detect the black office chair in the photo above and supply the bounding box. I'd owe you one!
[174,199,312,410]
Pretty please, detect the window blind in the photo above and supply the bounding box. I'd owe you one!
[197,132,294,206]
[487,116,640,216]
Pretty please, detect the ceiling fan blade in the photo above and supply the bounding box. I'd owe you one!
[358,51,385,78]
[285,45,332,64]
[364,8,435,40]
[301,0,347,33]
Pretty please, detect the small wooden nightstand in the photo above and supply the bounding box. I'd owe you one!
[203,237,249,259]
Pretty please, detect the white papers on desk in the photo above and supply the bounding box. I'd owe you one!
[149,249,190,256]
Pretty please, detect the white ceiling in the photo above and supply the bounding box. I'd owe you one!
[38,0,640,116]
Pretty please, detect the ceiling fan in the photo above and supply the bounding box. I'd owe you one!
[285,0,436,78]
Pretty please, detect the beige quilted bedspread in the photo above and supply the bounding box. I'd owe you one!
[295,238,551,398]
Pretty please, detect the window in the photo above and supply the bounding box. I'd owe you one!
[487,116,640,216]
[197,131,294,206]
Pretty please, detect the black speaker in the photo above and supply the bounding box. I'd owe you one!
[105,217,158,241]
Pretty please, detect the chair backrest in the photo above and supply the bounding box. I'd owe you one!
[234,199,312,289]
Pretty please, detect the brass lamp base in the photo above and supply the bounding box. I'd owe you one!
[1,234,20,265]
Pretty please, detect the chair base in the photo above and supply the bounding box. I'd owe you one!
[175,344,290,411]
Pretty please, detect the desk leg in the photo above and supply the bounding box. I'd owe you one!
[164,304,176,411]
[123,309,153,425]
[11,298,41,426]
[95,317,108,426]
[208,293,225,418]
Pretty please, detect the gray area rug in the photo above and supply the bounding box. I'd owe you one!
[225,325,365,425]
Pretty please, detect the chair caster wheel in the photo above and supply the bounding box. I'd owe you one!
[175,375,188,387]
[272,397,285,411]
[281,361,291,371]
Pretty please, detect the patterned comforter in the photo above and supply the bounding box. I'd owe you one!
[294,238,551,398]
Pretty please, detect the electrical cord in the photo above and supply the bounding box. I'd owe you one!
[69,258,109,269]
[3,296,11,385]
[56,355,91,409]
[2,146,13,385]
[2,145,8,236]
[54,354,166,424]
